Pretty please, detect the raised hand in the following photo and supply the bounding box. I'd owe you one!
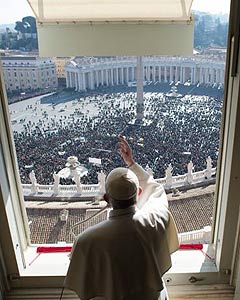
[118,135,135,167]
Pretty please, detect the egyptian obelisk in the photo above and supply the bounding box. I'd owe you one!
[136,56,144,120]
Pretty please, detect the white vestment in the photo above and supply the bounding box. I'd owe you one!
[65,163,179,300]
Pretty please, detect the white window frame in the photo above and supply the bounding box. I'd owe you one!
[0,0,240,294]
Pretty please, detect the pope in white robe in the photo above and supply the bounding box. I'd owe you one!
[64,136,179,300]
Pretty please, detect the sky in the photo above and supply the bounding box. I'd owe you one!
[0,0,231,25]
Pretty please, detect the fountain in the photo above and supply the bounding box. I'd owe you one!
[166,86,182,99]
[58,156,88,179]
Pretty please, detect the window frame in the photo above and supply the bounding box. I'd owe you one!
[0,63,30,273]
[211,0,240,275]
[0,0,240,292]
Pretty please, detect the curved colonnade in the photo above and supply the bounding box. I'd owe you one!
[65,56,225,92]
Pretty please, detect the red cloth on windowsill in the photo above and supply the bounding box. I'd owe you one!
[36,244,203,253]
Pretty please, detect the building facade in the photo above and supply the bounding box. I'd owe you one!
[65,56,226,91]
[1,55,58,92]
[53,56,72,87]
[53,56,72,78]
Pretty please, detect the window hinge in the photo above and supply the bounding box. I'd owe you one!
[8,273,20,281]
[222,269,231,275]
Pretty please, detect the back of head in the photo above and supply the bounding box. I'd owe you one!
[105,167,139,208]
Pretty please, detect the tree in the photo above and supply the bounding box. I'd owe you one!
[10,16,38,50]
[14,21,26,33]
[22,16,37,34]
[14,16,37,35]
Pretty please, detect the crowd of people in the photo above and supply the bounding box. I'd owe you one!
[12,83,223,185]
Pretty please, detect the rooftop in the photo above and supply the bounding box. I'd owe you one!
[26,184,215,244]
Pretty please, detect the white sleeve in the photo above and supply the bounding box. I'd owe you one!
[130,163,179,254]
[129,162,168,209]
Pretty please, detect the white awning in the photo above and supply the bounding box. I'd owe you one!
[28,0,193,22]
[27,0,194,56]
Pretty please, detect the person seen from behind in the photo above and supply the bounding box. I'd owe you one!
[65,135,179,300]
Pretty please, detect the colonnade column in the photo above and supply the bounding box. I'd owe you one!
[90,72,94,89]
[78,72,81,91]
[96,71,99,87]
[82,73,86,90]
[193,67,197,85]
[190,67,193,84]
[220,69,224,83]
[170,66,173,82]
[205,68,209,83]
[217,69,222,83]
[175,66,178,83]
[76,73,78,89]
[69,71,72,87]
[203,68,206,83]
[183,67,186,83]
[66,71,69,87]
[101,70,104,86]
[116,68,119,84]
[75,73,78,90]
[73,73,76,89]
[121,68,124,84]
[72,72,75,89]
[72,72,75,88]
[211,68,215,84]
[164,66,167,82]
[180,67,183,83]
[153,66,156,82]
[147,66,150,81]
[215,69,218,83]
[110,68,114,85]
[207,68,210,83]
[112,68,115,85]
[105,69,109,86]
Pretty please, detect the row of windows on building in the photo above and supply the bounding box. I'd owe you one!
[2,60,53,66]
[6,70,55,77]
[1,57,58,92]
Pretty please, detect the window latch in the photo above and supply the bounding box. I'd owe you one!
[188,276,204,283]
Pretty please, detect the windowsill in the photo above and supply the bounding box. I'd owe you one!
[21,243,218,277]
[170,244,217,273]
[22,244,71,276]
